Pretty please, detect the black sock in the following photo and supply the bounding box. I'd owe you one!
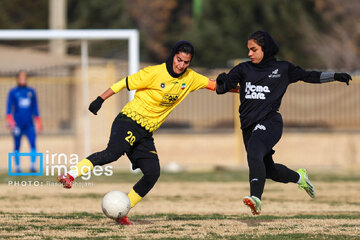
[249,160,266,200]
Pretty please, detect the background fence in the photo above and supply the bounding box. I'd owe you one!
[0,42,359,171]
[1,66,359,135]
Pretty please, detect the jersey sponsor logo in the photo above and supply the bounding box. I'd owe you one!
[19,97,31,108]
[160,93,179,106]
[160,83,166,89]
[268,69,281,78]
[245,82,270,100]
[253,124,266,132]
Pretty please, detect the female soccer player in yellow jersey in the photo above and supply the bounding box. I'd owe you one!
[58,40,226,225]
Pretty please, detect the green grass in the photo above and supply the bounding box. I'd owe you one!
[339,224,360,227]
[181,223,201,227]
[0,225,29,232]
[62,193,103,199]
[63,237,126,240]
[89,227,113,233]
[1,211,359,240]
[48,223,87,230]
[4,211,359,223]
[1,170,360,184]
[142,229,163,234]
[162,224,172,228]
[131,213,360,221]
[0,211,104,220]
[204,233,360,240]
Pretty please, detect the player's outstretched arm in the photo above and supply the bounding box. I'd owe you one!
[89,72,139,115]
[289,64,352,85]
[205,78,239,93]
[206,79,216,91]
[88,88,115,115]
[100,88,116,100]
[305,71,352,85]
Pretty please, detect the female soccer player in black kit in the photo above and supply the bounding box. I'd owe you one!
[216,30,352,215]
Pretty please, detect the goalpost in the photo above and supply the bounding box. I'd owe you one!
[0,29,139,156]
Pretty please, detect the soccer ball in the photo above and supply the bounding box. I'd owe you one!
[101,191,131,219]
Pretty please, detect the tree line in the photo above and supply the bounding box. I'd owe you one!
[0,0,358,70]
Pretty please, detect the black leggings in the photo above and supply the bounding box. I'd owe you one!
[242,112,299,200]
[87,113,160,197]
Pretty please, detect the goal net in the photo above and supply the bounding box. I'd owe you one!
[0,30,139,158]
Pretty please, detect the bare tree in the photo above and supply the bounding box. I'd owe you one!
[125,0,178,61]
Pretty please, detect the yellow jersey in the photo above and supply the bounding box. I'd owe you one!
[110,63,209,132]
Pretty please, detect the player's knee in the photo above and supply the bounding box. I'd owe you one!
[105,144,127,161]
[143,163,160,184]
[146,172,160,185]
[247,150,263,163]
[147,167,160,183]
[247,144,267,163]
[107,151,119,162]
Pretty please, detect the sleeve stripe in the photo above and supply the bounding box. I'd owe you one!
[126,77,130,91]
[320,72,335,83]
[206,79,216,91]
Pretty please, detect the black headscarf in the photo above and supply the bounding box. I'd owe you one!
[165,40,195,78]
[249,30,279,67]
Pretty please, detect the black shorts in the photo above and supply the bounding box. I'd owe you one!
[105,113,158,170]
[242,111,283,155]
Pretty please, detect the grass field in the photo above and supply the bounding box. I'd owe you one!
[1,170,360,239]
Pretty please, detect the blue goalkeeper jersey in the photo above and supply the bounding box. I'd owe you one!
[6,86,40,127]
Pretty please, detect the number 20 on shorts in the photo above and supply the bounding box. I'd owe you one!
[125,131,136,146]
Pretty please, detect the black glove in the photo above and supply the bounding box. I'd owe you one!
[216,73,228,94]
[88,96,104,115]
[216,73,227,84]
[334,72,352,86]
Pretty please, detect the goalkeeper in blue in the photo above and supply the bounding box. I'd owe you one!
[6,71,42,173]
[216,30,352,215]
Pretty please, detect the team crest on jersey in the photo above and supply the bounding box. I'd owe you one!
[160,83,166,89]
[181,83,186,90]
[268,69,281,78]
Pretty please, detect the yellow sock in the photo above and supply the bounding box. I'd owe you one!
[128,188,142,208]
[68,158,93,178]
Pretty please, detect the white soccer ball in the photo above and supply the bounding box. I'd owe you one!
[101,191,131,219]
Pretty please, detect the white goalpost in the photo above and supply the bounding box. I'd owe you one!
[0,29,139,156]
